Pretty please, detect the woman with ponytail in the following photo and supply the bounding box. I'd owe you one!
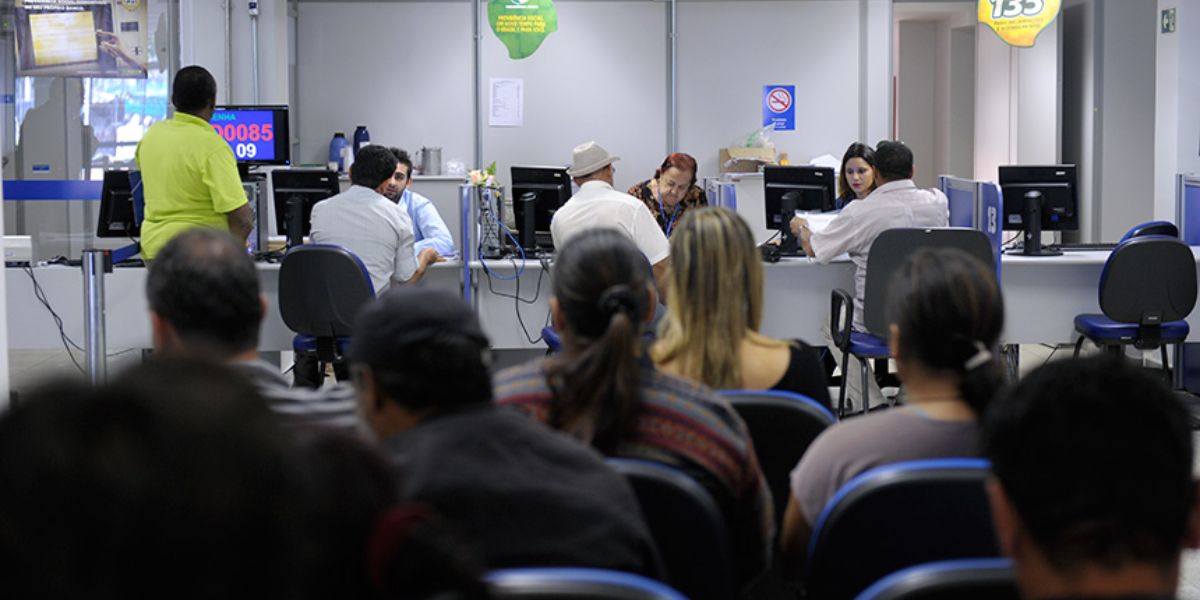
[778,247,1006,576]
[494,228,772,590]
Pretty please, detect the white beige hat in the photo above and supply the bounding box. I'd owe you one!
[566,141,620,177]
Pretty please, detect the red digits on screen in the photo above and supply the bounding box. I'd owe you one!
[248,124,261,142]
[262,123,273,142]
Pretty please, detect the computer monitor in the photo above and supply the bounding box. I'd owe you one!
[271,169,339,248]
[763,166,836,254]
[97,169,143,238]
[211,105,291,170]
[510,165,571,251]
[1000,164,1078,257]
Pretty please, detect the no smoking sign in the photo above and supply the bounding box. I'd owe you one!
[762,84,795,131]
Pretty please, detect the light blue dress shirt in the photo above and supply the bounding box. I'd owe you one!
[397,188,456,256]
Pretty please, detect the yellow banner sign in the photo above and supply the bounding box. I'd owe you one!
[978,0,1061,48]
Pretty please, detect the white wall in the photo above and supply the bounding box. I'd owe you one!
[862,0,893,145]
[897,20,937,188]
[296,2,474,167]
[181,0,290,106]
[948,26,975,179]
[1156,0,1200,219]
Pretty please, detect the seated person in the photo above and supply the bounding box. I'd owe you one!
[350,285,661,577]
[983,355,1200,600]
[387,147,456,258]
[652,207,830,408]
[146,228,359,432]
[494,229,772,590]
[779,247,1005,576]
[0,359,312,599]
[834,142,877,209]
[627,152,707,237]
[551,141,671,298]
[790,140,948,405]
[310,145,438,294]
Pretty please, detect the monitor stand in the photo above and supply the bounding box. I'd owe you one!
[1017,190,1061,257]
[778,193,804,256]
[285,196,305,248]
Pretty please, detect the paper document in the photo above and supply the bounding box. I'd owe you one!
[797,211,838,234]
[489,78,524,127]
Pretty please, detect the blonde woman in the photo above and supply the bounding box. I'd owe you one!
[653,207,831,408]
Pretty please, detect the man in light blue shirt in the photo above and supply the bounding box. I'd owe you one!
[387,147,457,258]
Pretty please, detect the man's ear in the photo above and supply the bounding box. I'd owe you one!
[550,296,567,334]
[888,324,901,359]
[1184,480,1200,549]
[149,311,177,352]
[258,294,268,323]
[986,478,1019,557]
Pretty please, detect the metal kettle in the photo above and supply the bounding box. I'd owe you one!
[417,147,442,176]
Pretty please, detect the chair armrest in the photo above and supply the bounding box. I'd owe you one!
[830,289,853,351]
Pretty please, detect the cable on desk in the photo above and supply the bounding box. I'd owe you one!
[23,265,85,374]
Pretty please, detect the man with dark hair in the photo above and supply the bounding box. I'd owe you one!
[146,228,358,431]
[350,285,662,576]
[0,358,311,599]
[135,65,252,259]
[386,147,456,258]
[983,356,1200,599]
[789,139,947,404]
[311,145,438,293]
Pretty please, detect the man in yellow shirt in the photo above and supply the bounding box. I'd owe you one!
[135,66,252,259]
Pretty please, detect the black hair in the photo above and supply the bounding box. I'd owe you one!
[838,142,876,199]
[873,140,915,182]
[886,247,1005,417]
[545,228,652,453]
[983,355,1195,573]
[0,358,309,600]
[146,228,262,358]
[365,332,494,414]
[350,145,399,190]
[171,65,217,114]
[389,147,414,176]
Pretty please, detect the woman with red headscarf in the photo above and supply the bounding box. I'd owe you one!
[627,152,707,237]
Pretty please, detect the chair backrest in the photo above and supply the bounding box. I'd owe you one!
[607,459,734,600]
[487,568,687,600]
[1099,235,1197,324]
[278,244,375,338]
[805,459,1000,600]
[718,390,835,534]
[862,228,995,336]
[855,558,1018,600]
[1120,220,1178,242]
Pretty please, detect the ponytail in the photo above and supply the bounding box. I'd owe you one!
[955,339,1006,418]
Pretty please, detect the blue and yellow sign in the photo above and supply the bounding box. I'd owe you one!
[978,0,1061,48]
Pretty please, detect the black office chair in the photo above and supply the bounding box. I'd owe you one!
[278,245,375,382]
[854,558,1018,600]
[487,568,687,600]
[718,389,835,537]
[830,228,995,416]
[803,458,1000,600]
[607,458,734,600]
[1073,223,1197,382]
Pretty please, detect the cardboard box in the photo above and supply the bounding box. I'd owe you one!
[719,147,788,173]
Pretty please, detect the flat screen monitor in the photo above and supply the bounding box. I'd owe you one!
[763,166,835,253]
[97,169,143,238]
[510,165,571,251]
[1000,164,1077,257]
[271,169,339,248]
[211,105,290,166]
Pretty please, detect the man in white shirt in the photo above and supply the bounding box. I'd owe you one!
[551,141,672,296]
[310,145,437,294]
[790,140,948,403]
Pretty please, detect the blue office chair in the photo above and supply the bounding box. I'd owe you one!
[854,558,1018,600]
[1073,223,1197,382]
[830,228,995,416]
[718,390,835,536]
[487,568,687,600]
[804,458,1000,600]
[542,325,562,353]
[278,245,375,381]
[607,458,734,600]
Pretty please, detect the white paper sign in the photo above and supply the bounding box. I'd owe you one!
[489,78,524,127]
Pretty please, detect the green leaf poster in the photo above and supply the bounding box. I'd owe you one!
[488,0,557,60]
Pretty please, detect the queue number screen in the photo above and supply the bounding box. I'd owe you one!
[210,110,275,161]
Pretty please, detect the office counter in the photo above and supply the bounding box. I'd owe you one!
[9,249,1200,353]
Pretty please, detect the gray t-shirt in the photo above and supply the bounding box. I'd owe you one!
[789,408,980,525]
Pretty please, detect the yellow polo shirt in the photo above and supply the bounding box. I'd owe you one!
[134,112,248,259]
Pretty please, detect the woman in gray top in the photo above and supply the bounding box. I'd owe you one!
[778,247,1006,576]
